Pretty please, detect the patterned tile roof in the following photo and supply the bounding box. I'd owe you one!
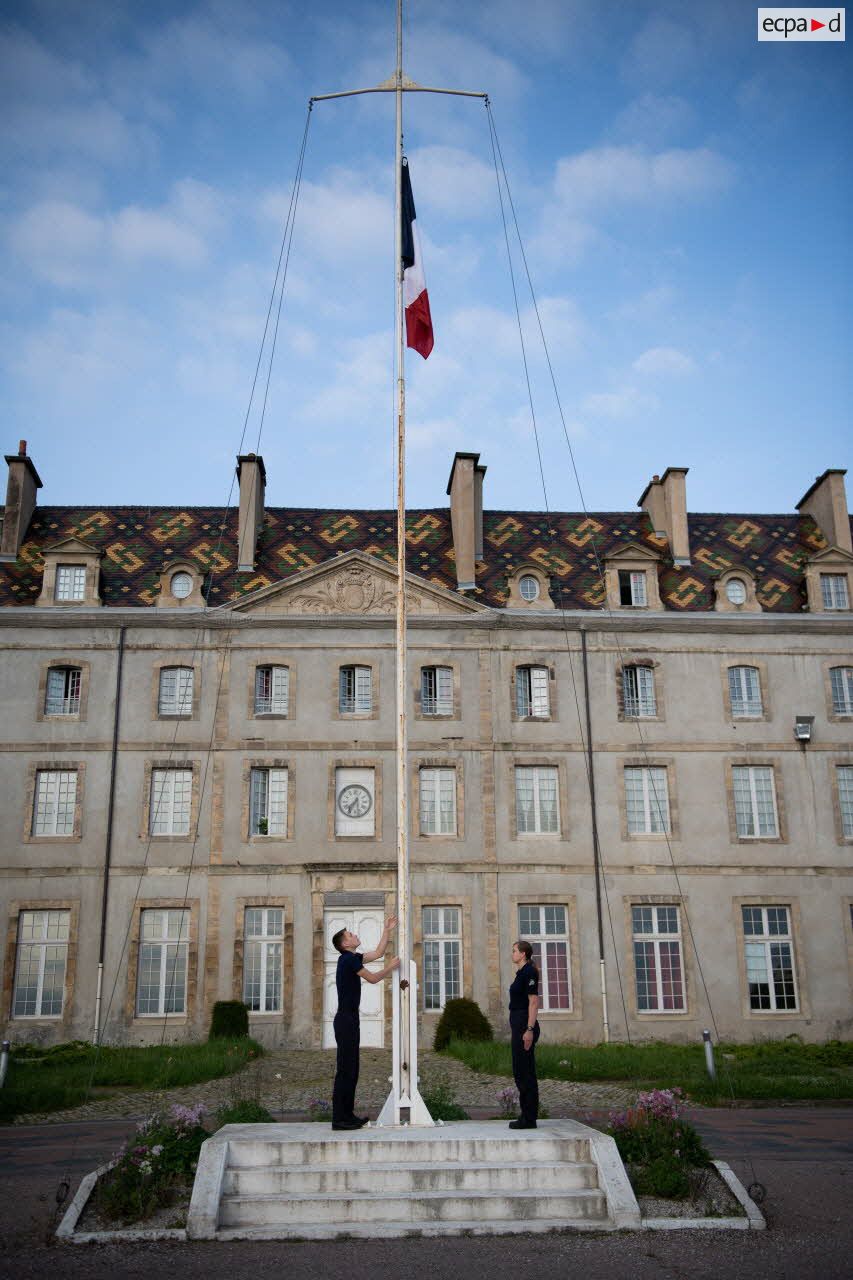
[0,504,836,612]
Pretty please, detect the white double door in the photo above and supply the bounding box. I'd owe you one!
[322,907,386,1049]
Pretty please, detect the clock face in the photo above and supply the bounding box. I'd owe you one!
[338,783,372,818]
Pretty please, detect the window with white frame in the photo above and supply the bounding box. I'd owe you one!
[820,573,849,610]
[12,909,70,1017]
[158,666,194,716]
[624,766,670,834]
[149,768,192,836]
[422,907,461,1010]
[55,565,86,601]
[136,908,189,1015]
[419,767,457,836]
[515,765,559,834]
[421,665,453,716]
[517,904,571,1010]
[254,665,289,716]
[32,769,77,836]
[830,667,853,715]
[516,666,550,718]
[243,907,284,1012]
[339,665,372,714]
[837,766,853,838]
[632,905,685,1012]
[728,665,763,718]
[619,570,647,607]
[249,767,288,837]
[44,666,82,716]
[742,905,798,1010]
[732,765,778,838]
[623,665,656,717]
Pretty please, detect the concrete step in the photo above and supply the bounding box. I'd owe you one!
[215,1217,617,1240]
[225,1133,590,1168]
[218,1187,609,1227]
[223,1159,600,1197]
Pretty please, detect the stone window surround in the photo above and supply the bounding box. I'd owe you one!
[720,658,771,723]
[731,896,809,1021]
[334,657,380,721]
[413,657,461,721]
[413,895,474,1013]
[510,657,558,723]
[248,661,294,721]
[845,897,853,989]
[35,539,102,609]
[241,756,296,842]
[803,548,853,613]
[506,892,583,1021]
[151,658,202,721]
[3,899,79,1027]
[327,759,383,841]
[125,897,200,1026]
[22,760,86,843]
[724,758,787,845]
[713,567,762,613]
[412,757,465,841]
[829,754,853,846]
[603,544,663,612]
[614,654,666,723]
[156,559,207,609]
[617,756,680,842]
[504,563,555,610]
[140,758,202,842]
[507,756,569,841]
[622,894,694,1021]
[36,658,92,723]
[822,659,853,723]
[232,896,294,1022]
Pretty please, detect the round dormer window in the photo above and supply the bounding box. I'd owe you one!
[725,577,747,605]
[519,574,540,602]
[171,572,193,600]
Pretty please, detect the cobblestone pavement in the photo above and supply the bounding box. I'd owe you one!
[13,1048,638,1125]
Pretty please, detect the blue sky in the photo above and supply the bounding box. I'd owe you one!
[1,0,850,516]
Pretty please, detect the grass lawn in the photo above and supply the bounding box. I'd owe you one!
[0,1038,262,1123]
[444,1038,853,1103]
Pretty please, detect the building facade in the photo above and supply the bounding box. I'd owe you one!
[1,445,851,1048]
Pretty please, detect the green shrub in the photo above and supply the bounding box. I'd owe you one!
[214,1099,274,1128]
[433,998,493,1052]
[95,1102,208,1223]
[209,1001,249,1040]
[421,1082,469,1121]
[606,1088,711,1202]
[632,1155,691,1199]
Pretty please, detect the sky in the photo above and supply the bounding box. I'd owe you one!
[1,0,850,517]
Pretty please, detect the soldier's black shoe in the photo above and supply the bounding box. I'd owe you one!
[331,1119,362,1130]
[508,1119,537,1129]
[352,1115,369,1126]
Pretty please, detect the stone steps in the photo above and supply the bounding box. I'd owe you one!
[223,1158,600,1196]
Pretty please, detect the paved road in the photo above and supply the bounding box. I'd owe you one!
[2,1108,851,1279]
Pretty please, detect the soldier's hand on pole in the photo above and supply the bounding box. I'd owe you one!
[385,915,398,931]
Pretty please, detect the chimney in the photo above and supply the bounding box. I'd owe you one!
[796,469,851,553]
[1,440,43,562]
[236,453,266,572]
[446,451,482,591]
[638,466,690,565]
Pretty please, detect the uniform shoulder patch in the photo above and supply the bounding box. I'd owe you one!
[528,978,535,986]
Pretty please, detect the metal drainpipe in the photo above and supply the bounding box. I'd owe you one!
[580,626,610,1043]
[93,625,126,1045]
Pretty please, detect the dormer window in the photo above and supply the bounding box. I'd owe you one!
[821,573,850,610]
[725,578,747,605]
[171,572,193,600]
[36,537,102,609]
[604,544,662,611]
[55,565,86,602]
[506,566,554,609]
[519,574,540,602]
[619,570,647,607]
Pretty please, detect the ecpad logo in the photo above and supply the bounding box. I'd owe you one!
[758,8,845,39]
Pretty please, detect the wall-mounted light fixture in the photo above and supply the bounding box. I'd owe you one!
[794,714,814,746]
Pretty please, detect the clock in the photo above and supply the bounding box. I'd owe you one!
[338,783,372,818]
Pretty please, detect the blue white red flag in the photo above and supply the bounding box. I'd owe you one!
[401,158,434,359]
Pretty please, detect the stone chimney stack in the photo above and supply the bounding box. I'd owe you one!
[638,466,690,565]
[1,440,43,562]
[236,453,267,572]
[446,451,484,591]
[796,469,851,553]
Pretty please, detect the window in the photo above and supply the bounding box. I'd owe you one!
[422,907,461,1010]
[170,572,193,599]
[623,665,656,717]
[625,766,670,834]
[249,767,288,836]
[830,667,853,715]
[136,908,189,1015]
[335,767,375,836]
[419,768,457,835]
[32,770,77,836]
[838,766,853,838]
[55,565,86,601]
[12,910,69,1017]
[728,666,763,718]
[619,570,647,607]
[632,905,685,1012]
[158,666,194,716]
[254,665,289,716]
[742,906,798,1011]
[519,574,540,602]
[45,666,81,715]
[421,665,453,716]
[516,666,550,718]
[725,578,747,605]
[821,574,849,610]
[243,907,283,1012]
[517,904,571,1010]
[149,768,192,835]
[515,766,559,834]
[733,765,778,838]
[339,665,372,714]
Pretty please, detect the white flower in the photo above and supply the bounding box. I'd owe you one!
[275,1073,282,1080]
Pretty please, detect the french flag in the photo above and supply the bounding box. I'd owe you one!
[401,157,434,359]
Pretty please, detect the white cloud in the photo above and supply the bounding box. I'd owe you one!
[112,206,207,266]
[582,386,659,420]
[633,347,696,376]
[8,201,104,287]
[622,16,699,89]
[610,93,696,147]
[408,146,496,219]
[261,172,391,270]
[554,145,733,214]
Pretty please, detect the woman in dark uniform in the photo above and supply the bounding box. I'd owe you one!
[508,939,540,1129]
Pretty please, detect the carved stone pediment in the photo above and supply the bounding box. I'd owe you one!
[231,550,489,617]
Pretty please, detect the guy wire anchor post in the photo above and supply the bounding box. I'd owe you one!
[702,1028,716,1082]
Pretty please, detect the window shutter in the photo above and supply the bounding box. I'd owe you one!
[530,667,550,717]
[436,666,453,713]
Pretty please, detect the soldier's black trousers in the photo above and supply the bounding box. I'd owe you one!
[509,1012,540,1123]
[332,1010,360,1122]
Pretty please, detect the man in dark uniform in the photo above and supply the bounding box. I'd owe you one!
[508,938,541,1129]
[330,916,399,1131]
